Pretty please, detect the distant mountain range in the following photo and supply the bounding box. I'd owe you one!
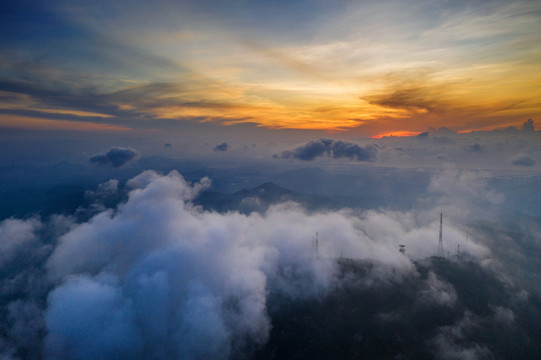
[195,182,341,213]
[0,179,340,220]
[1,155,540,220]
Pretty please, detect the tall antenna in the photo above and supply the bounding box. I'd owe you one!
[436,211,445,257]
[315,232,319,259]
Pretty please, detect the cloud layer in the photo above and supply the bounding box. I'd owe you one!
[42,170,497,359]
[44,171,336,359]
[2,169,541,359]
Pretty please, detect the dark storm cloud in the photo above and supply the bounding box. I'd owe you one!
[213,142,229,152]
[276,139,377,161]
[512,154,536,167]
[89,147,140,168]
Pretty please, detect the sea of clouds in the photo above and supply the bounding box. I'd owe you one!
[0,168,523,359]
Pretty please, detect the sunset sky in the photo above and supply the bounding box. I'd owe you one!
[3,3,541,358]
[1,0,540,138]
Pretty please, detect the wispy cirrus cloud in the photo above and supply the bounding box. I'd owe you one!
[0,0,540,135]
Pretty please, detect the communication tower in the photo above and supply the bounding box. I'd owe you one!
[314,232,319,259]
[436,212,445,257]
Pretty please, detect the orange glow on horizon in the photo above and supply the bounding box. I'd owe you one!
[372,131,421,139]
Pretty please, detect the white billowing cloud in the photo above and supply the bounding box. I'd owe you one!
[423,168,504,223]
[83,179,121,214]
[428,169,503,205]
[402,222,489,260]
[417,272,457,307]
[45,274,142,360]
[351,208,489,262]
[0,218,41,266]
[44,170,490,359]
[87,179,119,198]
[492,306,515,325]
[125,169,211,198]
[46,171,334,359]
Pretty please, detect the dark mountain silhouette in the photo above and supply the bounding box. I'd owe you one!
[254,257,541,360]
[195,182,341,213]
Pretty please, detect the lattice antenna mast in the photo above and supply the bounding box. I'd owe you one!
[436,211,445,257]
[315,232,319,259]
